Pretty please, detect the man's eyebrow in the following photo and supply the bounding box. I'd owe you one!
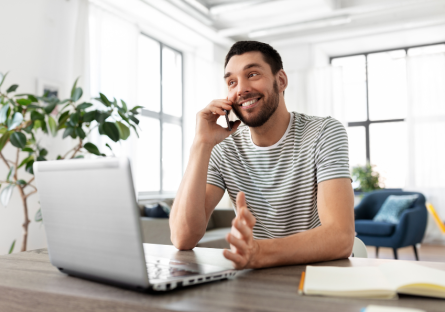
[224,63,264,79]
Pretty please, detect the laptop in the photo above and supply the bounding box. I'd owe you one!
[33,157,237,291]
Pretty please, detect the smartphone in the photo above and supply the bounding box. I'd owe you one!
[224,109,232,131]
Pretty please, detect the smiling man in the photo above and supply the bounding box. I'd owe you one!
[170,41,355,269]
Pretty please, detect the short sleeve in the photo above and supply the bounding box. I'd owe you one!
[207,144,226,191]
[315,117,351,184]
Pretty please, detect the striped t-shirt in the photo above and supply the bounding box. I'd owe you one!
[207,112,351,240]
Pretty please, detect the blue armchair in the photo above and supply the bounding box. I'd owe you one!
[354,190,427,260]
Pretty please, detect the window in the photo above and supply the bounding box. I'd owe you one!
[331,43,445,188]
[135,34,183,196]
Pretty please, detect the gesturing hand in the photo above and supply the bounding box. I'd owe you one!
[223,191,259,269]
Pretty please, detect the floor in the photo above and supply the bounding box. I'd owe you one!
[366,244,445,262]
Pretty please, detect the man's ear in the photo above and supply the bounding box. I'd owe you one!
[277,69,288,93]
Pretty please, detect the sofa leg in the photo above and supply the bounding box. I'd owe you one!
[393,248,398,260]
[376,246,379,258]
[413,245,419,261]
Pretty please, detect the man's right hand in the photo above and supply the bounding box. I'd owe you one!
[195,99,241,147]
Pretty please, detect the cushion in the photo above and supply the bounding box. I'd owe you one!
[373,195,418,224]
[355,220,396,237]
[144,202,171,218]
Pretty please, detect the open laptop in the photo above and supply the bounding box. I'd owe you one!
[33,157,237,291]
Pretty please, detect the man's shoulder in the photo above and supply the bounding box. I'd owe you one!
[294,113,345,132]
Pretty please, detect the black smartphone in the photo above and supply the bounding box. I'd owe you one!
[224,109,232,131]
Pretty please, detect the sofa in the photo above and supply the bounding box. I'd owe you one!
[140,207,235,249]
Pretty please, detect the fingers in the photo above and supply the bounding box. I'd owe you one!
[223,249,245,269]
[235,191,256,228]
[241,206,256,228]
[236,192,247,213]
[231,218,253,241]
[207,99,233,116]
[226,232,248,254]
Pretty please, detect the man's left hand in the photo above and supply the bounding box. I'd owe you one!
[223,191,259,269]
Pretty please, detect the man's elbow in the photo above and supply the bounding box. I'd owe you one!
[336,229,355,259]
[170,224,204,250]
[171,233,199,250]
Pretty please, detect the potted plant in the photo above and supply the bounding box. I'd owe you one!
[351,163,383,193]
[0,72,141,253]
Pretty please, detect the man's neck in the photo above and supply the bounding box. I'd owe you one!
[249,98,290,147]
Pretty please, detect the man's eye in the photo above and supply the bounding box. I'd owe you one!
[249,73,258,78]
[229,81,235,86]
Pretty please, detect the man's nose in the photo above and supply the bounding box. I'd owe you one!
[236,78,251,98]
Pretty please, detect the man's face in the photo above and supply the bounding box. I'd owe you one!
[224,52,280,127]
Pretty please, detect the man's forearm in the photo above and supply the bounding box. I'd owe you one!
[169,141,214,249]
[251,224,354,269]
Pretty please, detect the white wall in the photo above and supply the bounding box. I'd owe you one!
[0,0,85,254]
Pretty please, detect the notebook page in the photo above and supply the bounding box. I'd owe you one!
[379,262,445,293]
[304,266,395,297]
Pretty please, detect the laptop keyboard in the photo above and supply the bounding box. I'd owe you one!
[146,257,200,280]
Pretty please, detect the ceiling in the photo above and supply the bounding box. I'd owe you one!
[164,0,445,52]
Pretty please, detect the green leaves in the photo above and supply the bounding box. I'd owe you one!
[16,98,32,106]
[75,127,86,139]
[0,72,8,89]
[57,111,70,129]
[7,112,23,130]
[0,76,142,188]
[6,166,14,181]
[22,147,34,153]
[71,87,83,102]
[120,100,128,112]
[0,132,10,151]
[48,116,57,136]
[102,122,120,142]
[97,93,111,107]
[63,127,74,139]
[18,155,34,169]
[83,111,96,122]
[35,209,42,222]
[130,105,144,113]
[9,240,15,254]
[31,111,44,121]
[71,77,80,97]
[83,142,105,156]
[25,159,34,174]
[10,132,26,148]
[116,121,130,140]
[351,163,382,192]
[95,111,110,123]
[6,84,18,93]
[0,104,10,124]
[69,113,79,125]
[1,184,15,207]
[70,77,83,102]
[129,115,139,125]
[76,102,93,111]
[44,102,57,114]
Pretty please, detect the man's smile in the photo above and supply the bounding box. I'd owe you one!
[238,97,261,109]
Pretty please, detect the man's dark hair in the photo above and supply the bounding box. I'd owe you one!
[224,41,283,75]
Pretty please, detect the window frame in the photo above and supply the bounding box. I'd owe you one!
[330,41,445,163]
[138,32,184,198]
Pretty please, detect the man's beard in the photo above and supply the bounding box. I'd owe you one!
[232,80,280,128]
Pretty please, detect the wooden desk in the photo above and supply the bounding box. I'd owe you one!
[1,244,444,312]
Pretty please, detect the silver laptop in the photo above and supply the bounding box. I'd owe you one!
[33,157,237,291]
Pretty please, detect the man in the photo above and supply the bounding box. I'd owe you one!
[169,41,354,269]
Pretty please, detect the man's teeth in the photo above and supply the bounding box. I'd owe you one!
[241,99,258,107]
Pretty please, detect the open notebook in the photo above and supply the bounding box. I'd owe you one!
[304,262,445,299]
